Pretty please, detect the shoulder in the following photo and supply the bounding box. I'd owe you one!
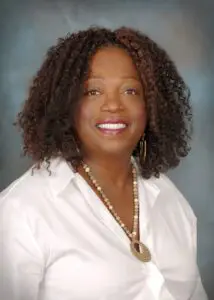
[143,173,196,225]
[0,157,75,220]
[0,164,49,207]
[0,166,48,228]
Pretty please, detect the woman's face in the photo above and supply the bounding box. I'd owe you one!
[75,46,147,159]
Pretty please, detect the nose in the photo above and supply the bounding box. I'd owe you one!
[101,92,124,112]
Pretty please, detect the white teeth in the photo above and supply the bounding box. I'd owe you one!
[97,123,127,129]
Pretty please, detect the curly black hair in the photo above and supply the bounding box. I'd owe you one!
[15,26,192,179]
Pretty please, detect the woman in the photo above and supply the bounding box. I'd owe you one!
[0,26,208,299]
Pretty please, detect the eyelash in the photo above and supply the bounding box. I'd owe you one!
[84,88,139,96]
[125,88,139,95]
[84,89,101,96]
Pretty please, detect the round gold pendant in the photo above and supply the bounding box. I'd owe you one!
[130,240,151,262]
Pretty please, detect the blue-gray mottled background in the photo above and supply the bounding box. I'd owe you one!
[0,0,213,297]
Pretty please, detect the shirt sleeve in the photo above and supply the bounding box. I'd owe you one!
[190,213,208,300]
[0,197,44,300]
[161,175,208,299]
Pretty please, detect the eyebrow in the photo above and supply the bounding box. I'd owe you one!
[87,75,140,81]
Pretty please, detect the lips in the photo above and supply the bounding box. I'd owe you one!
[95,119,128,135]
[97,123,127,129]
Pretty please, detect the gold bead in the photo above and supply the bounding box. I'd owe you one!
[82,162,140,240]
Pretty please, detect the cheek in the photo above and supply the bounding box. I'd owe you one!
[76,102,94,128]
[79,105,91,120]
[132,103,147,128]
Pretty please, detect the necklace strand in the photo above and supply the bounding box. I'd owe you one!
[82,163,139,239]
[82,162,151,263]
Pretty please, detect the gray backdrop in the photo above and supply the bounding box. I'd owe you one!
[0,0,213,298]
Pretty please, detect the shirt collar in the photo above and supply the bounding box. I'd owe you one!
[45,157,161,204]
[43,157,76,196]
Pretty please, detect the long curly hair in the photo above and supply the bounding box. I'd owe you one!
[15,26,192,179]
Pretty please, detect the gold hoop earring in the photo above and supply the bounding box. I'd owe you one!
[139,135,147,162]
[72,136,81,155]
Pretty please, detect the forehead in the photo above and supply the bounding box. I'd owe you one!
[88,46,139,78]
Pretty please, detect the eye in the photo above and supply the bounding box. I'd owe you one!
[84,89,101,96]
[125,88,139,95]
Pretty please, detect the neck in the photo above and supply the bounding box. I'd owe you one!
[80,154,133,189]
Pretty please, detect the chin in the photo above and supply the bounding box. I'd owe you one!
[98,144,132,156]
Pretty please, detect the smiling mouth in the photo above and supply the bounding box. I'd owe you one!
[95,123,128,135]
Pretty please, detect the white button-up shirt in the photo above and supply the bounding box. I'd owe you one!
[0,157,208,300]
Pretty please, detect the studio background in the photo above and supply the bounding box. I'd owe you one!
[0,0,213,297]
